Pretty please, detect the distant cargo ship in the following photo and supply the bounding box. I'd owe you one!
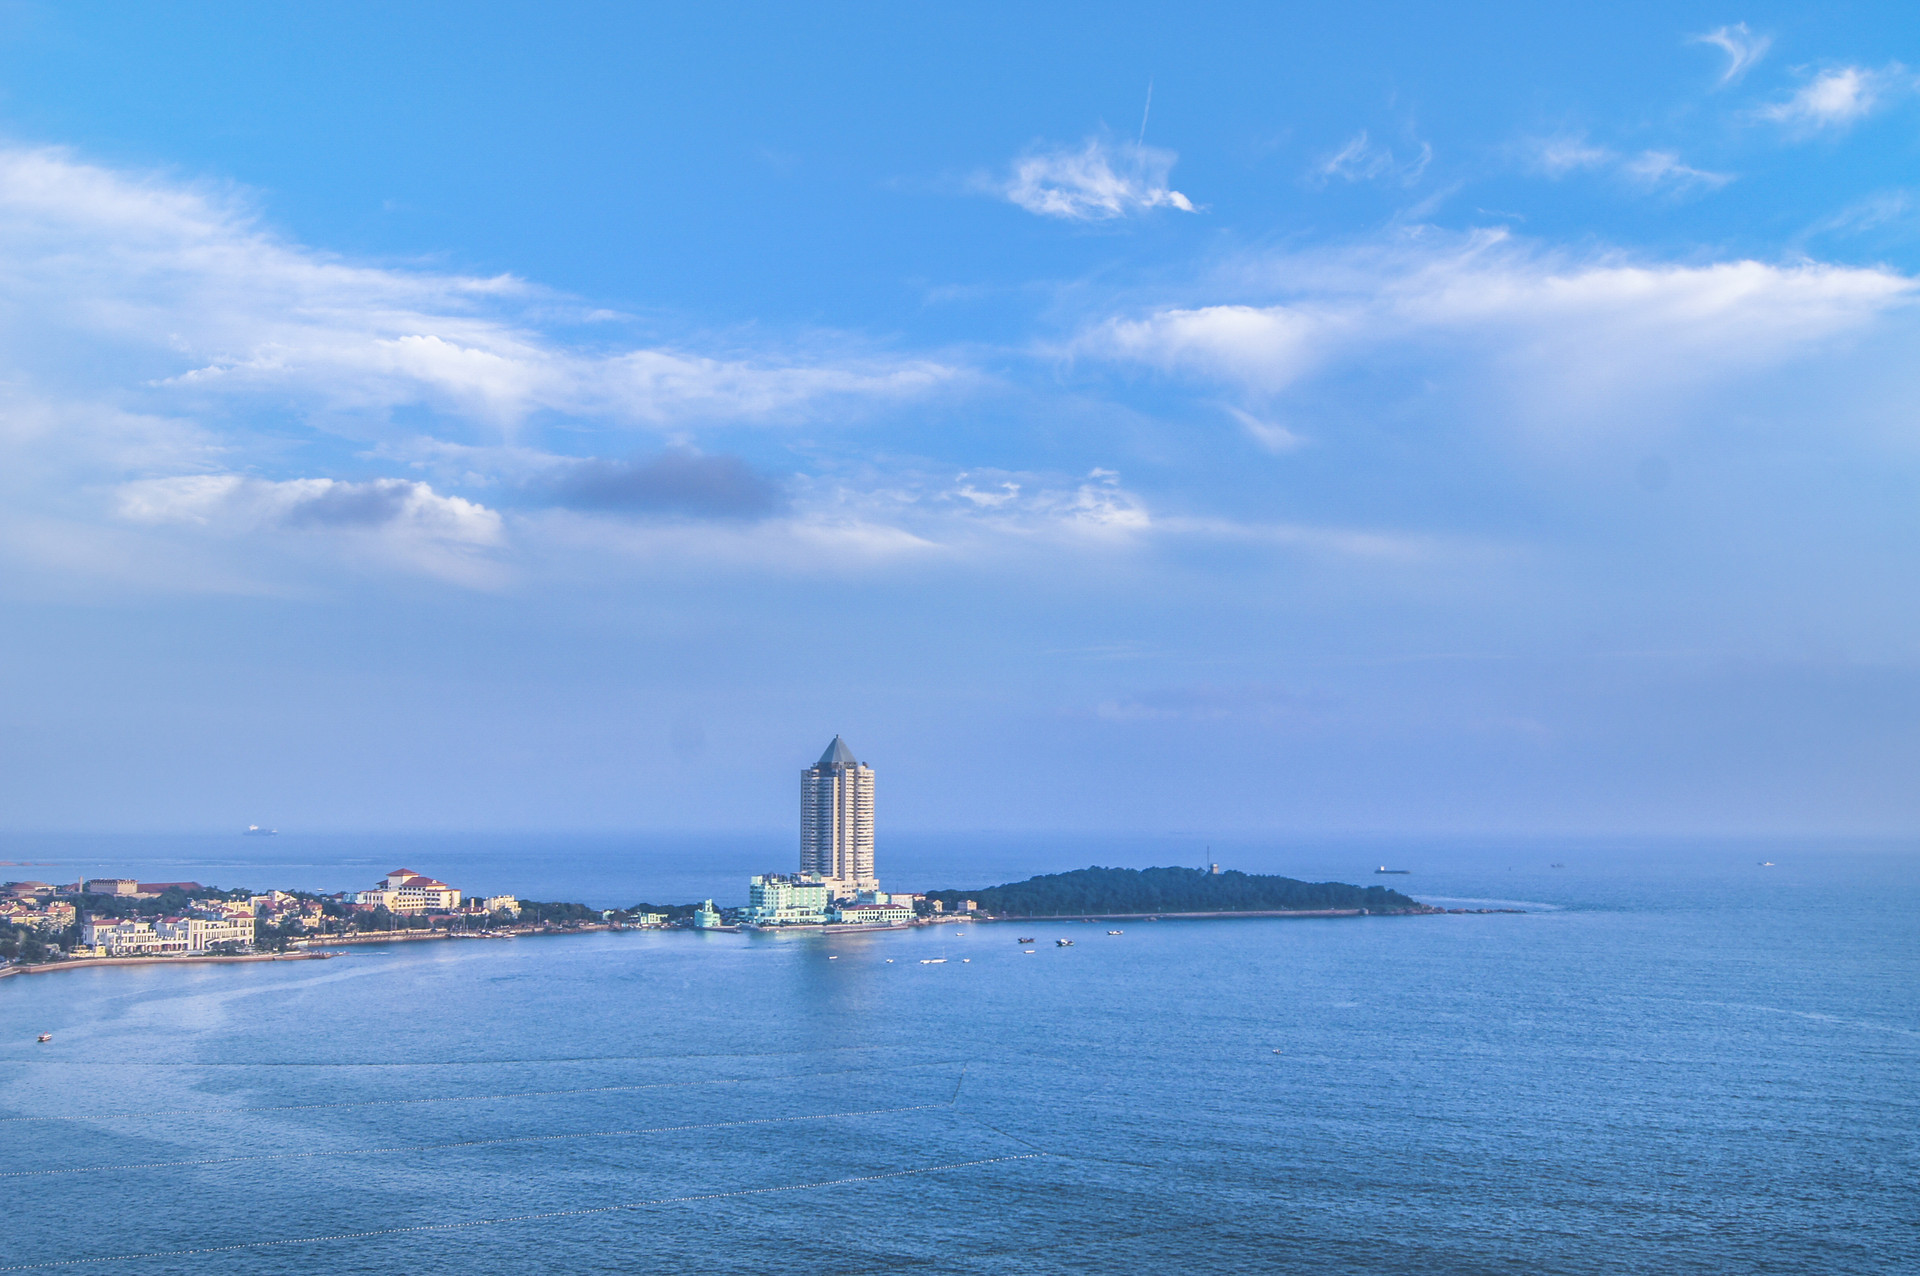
[1374,866,1410,874]
[244,825,278,836]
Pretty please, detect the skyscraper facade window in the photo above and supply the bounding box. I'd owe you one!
[801,736,876,896]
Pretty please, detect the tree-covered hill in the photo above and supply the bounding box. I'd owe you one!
[924,866,1424,917]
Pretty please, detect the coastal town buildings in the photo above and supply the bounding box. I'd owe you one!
[692,900,724,929]
[0,900,73,930]
[252,892,328,930]
[801,736,876,897]
[80,910,255,955]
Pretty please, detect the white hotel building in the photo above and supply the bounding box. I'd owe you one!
[801,736,877,898]
[350,869,462,914]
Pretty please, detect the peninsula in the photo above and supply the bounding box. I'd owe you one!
[923,865,1432,919]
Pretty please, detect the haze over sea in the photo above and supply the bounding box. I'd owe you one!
[2,835,1914,1274]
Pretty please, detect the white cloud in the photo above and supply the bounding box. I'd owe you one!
[1074,230,1916,432]
[1534,137,1615,177]
[0,144,970,588]
[1759,65,1909,132]
[0,145,958,433]
[1088,303,1331,393]
[1002,139,1196,220]
[1312,132,1432,187]
[1220,406,1306,453]
[110,475,505,586]
[1618,150,1734,192]
[117,475,501,542]
[1692,23,1771,86]
[1530,137,1732,193]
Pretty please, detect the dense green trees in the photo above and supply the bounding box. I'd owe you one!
[923,866,1421,917]
[0,921,53,963]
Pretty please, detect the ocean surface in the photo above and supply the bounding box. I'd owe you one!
[1,834,1915,1274]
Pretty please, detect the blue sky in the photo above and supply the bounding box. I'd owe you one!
[0,2,1918,834]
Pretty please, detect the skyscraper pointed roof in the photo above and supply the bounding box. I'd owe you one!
[817,735,857,767]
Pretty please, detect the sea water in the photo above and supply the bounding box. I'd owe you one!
[0,835,1915,1274]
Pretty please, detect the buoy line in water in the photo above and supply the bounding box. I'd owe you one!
[0,1153,1048,1270]
[0,1058,969,1124]
[0,1100,957,1180]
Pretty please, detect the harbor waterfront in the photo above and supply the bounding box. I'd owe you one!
[0,835,1912,1274]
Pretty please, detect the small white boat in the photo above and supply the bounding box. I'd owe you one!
[37,1033,51,1043]
[1056,939,1073,947]
[885,958,894,964]
[1023,949,1035,954]
[828,955,838,960]
[921,958,947,965]
[1107,930,1123,935]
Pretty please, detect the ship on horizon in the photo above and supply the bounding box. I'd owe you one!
[244,825,278,836]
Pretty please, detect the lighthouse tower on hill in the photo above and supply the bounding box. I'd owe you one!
[801,736,876,897]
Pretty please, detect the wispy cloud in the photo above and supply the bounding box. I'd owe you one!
[1799,190,1917,244]
[1529,136,1731,193]
[1618,150,1734,192]
[1535,137,1615,177]
[1692,23,1771,86]
[1759,65,1910,133]
[1001,138,1196,220]
[1312,131,1432,188]
[1220,406,1306,453]
[0,145,958,433]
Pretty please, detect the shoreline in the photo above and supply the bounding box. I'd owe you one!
[0,951,337,979]
[980,908,1369,922]
[3,905,1517,982]
[974,907,1518,922]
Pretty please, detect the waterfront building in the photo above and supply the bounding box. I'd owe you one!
[80,917,177,955]
[82,909,255,954]
[743,874,831,926]
[350,869,462,914]
[158,913,255,951]
[801,736,877,897]
[830,891,914,927]
[84,879,139,896]
[692,900,724,929]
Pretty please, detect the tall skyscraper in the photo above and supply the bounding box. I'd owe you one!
[801,736,876,896]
